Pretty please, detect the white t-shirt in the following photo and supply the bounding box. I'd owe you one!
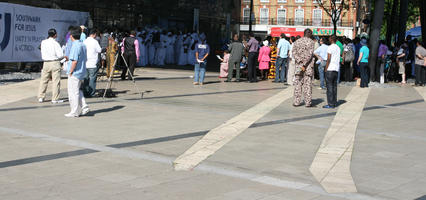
[83,37,102,68]
[327,44,341,72]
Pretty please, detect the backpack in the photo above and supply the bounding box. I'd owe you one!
[344,45,355,62]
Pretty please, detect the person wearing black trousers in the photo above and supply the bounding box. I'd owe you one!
[323,35,341,109]
[246,32,259,82]
[357,39,370,88]
[121,31,140,80]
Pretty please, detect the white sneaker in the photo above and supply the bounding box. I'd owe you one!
[38,98,44,103]
[51,100,64,104]
[81,107,90,115]
[64,113,79,118]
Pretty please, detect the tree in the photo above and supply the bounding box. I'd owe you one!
[385,0,398,46]
[420,0,426,41]
[317,0,350,35]
[398,0,408,43]
[368,0,386,82]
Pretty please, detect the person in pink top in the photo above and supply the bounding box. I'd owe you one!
[120,31,140,80]
[258,40,271,80]
[219,50,230,78]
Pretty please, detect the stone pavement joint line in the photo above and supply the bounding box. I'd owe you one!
[0,126,384,200]
[414,87,426,101]
[310,87,371,193]
[173,87,294,171]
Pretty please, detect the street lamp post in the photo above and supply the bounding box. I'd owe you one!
[249,0,253,34]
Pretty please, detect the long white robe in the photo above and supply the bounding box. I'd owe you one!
[136,37,144,66]
[187,37,197,66]
[165,35,175,64]
[178,36,190,66]
[174,34,182,63]
[148,34,155,65]
[139,37,148,66]
[156,34,167,66]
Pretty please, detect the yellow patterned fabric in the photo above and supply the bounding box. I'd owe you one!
[268,44,277,79]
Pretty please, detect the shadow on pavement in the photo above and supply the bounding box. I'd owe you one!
[84,105,125,117]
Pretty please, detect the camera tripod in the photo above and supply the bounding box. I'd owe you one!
[102,51,143,99]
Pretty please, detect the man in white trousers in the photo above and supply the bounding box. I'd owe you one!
[65,27,90,117]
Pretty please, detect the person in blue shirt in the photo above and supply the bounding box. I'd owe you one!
[275,33,291,83]
[80,25,87,42]
[65,27,90,117]
[193,34,210,85]
[357,39,370,88]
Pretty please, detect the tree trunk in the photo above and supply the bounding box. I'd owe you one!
[398,0,408,43]
[386,0,398,47]
[420,0,426,41]
[333,20,337,36]
[368,0,386,82]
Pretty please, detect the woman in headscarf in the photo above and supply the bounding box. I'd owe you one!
[292,29,315,107]
[258,40,271,80]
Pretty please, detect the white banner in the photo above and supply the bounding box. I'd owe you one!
[0,3,89,62]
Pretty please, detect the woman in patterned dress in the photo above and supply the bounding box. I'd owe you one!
[106,35,118,78]
[268,37,278,79]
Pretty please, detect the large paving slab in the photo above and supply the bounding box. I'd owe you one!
[0,67,425,199]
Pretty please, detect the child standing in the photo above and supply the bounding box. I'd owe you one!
[219,50,230,78]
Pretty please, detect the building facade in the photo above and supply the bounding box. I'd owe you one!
[240,0,357,38]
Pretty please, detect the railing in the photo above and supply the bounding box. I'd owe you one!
[241,18,353,27]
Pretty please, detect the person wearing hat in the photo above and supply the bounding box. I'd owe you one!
[258,40,271,80]
[38,28,64,103]
[357,38,370,87]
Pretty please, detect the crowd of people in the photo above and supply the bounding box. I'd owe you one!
[218,29,426,108]
[37,24,426,117]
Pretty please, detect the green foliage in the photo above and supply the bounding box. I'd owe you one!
[381,0,420,36]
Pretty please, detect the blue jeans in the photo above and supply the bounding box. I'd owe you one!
[359,62,369,87]
[194,62,207,83]
[337,65,341,84]
[275,57,288,82]
[318,61,326,89]
[83,67,98,97]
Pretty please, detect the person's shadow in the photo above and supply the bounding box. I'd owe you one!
[83,105,125,117]
[311,98,324,107]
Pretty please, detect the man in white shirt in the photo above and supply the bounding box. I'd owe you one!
[314,37,329,90]
[83,29,102,97]
[324,35,341,109]
[38,28,64,103]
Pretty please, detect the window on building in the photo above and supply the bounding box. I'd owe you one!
[277,9,286,25]
[295,9,304,25]
[295,0,304,3]
[312,9,322,26]
[243,0,250,2]
[260,8,269,25]
[260,0,269,3]
[277,0,287,3]
[243,8,250,24]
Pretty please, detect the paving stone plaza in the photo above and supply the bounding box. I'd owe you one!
[0,68,426,200]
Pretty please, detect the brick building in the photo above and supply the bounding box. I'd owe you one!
[240,0,357,38]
